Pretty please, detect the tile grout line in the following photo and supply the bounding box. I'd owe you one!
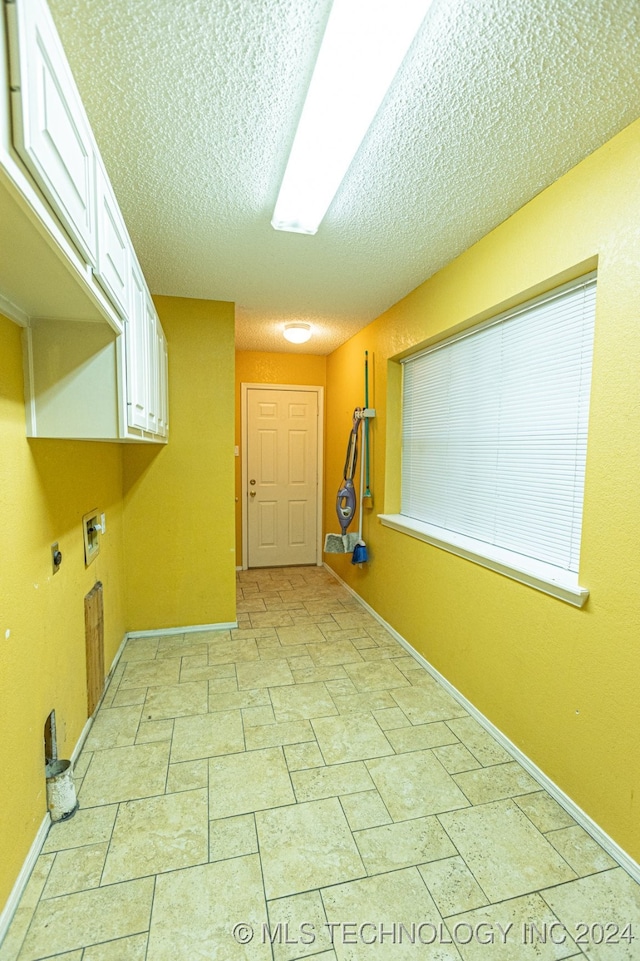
[5,569,638,958]
[253,814,277,961]
[325,564,640,883]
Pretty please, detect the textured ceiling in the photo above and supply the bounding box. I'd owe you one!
[50,0,640,355]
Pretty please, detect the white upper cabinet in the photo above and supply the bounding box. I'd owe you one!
[95,161,130,319]
[125,258,168,439]
[145,301,160,436]
[127,259,151,431]
[7,0,98,265]
[1,0,168,443]
[157,325,169,438]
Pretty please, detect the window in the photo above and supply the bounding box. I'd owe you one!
[380,274,597,606]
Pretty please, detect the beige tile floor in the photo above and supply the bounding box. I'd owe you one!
[2,566,640,960]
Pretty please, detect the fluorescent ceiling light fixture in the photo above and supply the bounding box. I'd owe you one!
[272,0,433,235]
[283,322,312,344]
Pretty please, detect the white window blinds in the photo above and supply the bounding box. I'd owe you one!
[401,275,597,575]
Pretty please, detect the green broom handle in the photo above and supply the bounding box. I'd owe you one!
[364,351,371,497]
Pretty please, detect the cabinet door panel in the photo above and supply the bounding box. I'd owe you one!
[146,301,159,435]
[95,164,130,317]
[9,0,97,264]
[156,326,169,438]
[126,262,149,430]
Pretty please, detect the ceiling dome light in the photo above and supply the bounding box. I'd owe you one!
[283,323,312,344]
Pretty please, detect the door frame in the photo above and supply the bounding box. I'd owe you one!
[241,382,324,571]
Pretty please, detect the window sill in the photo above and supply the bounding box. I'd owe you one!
[378,514,589,608]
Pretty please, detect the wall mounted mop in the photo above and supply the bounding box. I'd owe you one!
[324,352,376,558]
[324,409,363,554]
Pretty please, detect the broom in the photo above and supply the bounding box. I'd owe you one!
[363,350,372,502]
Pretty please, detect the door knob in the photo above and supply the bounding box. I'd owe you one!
[249,491,256,498]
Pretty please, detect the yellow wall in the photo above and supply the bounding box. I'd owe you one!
[325,118,640,861]
[123,296,236,629]
[234,351,327,565]
[0,313,126,909]
[1,294,236,909]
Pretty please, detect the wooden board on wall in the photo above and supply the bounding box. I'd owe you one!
[84,581,104,717]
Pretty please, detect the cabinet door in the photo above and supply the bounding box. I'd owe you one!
[157,325,169,438]
[126,262,149,430]
[8,0,97,265]
[146,300,159,435]
[95,163,130,318]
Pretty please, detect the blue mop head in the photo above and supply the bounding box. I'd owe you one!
[351,540,368,565]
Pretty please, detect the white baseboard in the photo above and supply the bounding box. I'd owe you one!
[107,631,129,676]
[70,718,93,767]
[0,617,237,941]
[126,621,237,638]
[0,629,132,943]
[325,564,640,883]
[0,813,49,945]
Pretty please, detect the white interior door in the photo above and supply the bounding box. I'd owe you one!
[246,387,319,568]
